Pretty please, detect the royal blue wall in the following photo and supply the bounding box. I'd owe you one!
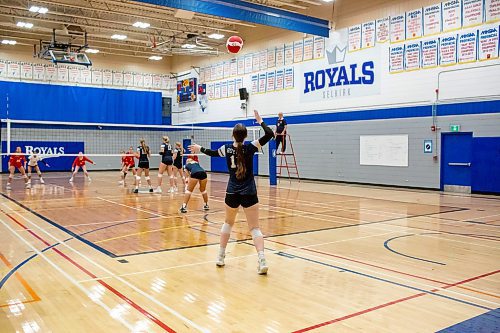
[0,81,162,124]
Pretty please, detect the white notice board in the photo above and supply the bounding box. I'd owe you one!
[360,135,409,167]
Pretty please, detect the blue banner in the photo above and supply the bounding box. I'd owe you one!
[2,141,85,172]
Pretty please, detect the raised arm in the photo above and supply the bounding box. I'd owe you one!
[254,110,274,147]
[189,144,222,157]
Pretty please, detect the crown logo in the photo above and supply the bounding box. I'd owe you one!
[326,46,347,65]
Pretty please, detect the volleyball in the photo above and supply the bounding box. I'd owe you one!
[226,36,243,54]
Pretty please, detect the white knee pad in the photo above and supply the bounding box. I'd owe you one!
[145,176,150,181]
[135,175,141,181]
[201,190,207,195]
[23,175,28,179]
[157,174,163,178]
[221,223,232,235]
[170,175,174,179]
[250,228,263,239]
[28,172,32,177]
[184,190,192,194]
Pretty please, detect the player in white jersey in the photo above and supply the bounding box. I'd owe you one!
[27,154,49,185]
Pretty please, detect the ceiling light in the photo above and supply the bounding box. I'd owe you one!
[85,48,99,54]
[2,40,17,45]
[17,22,33,28]
[181,44,196,49]
[29,6,48,13]
[148,55,162,60]
[111,34,127,40]
[133,21,150,29]
[207,33,224,40]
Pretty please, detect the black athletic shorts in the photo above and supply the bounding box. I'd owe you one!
[138,161,149,169]
[225,193,259,208]
[190,171,207,180]
[161,157,173,166]
[174,161,182,169]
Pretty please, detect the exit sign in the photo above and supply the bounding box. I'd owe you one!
[450,124,461,132]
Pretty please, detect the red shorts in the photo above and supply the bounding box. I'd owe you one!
[10,162,24,169]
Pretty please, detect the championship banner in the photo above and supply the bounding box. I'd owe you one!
[68,66,80,83]
[236,57,244,76]
[442,0,462,32]
[211,65,217,80]
[258,73,266,93]
[0,61,6,77]
[389,45,405,72]
[123,72,133,86]
[440,35,458,65]
[485,0,500,23]
[21,62,33,80]
[152,75,161,89]
[267,48,276,68]
[276,45,285,67]
[133,73,143,87]
[284,67,294,89]
[80,68,91,84]
[422,39,439,68]
[284,43,294,65]
[143,74,152,88]
[230,59,238,77]
[424,4,442,35]
[275,69,284,90]
[405,42,421,70]
[303,38,314,60]
[199,68,206,82]
[91,69,102,85]
[204,67,211,82]
[57,65,68,82]
[406,9,423,39]
[390,14,406,43]
[251,74,258,93]
[293,40,304,63]
[33,63,45,81]
[207,83,214,100]
[313,36,325,58]
[458,30,478,63]
[113,71,123,86]
[223,61,230,79]
[216,62,224,79]
[252,54,260,72]
[266,71,275,92]
[376,17,390,43]
[260,50,268,70]
[235,78,243,91]
[244,54,253,74]
[462,0,484,28]
[214,82,221,99]
[362,21,376,48]
[221,81,228,98]
[348,25,362,51]
[478,25,499,60]
[228,79,235,97]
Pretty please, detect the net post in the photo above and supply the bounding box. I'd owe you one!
[6,118,11,155]
[269,138,277,186]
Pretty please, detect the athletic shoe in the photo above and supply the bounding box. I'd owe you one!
[87,177,92,181]
[203,203,210,211]
[133,188,139,194]
[179,205,187,213]
[69,177,74,182]
[26,183,31,189]
[118,180,124,185]
[149,188,153,193]
[155,187,162,193]
[40,178,45,184]
[6,184,11,190]
[174,186,178,192]
[257,257,268,275]
[168,187,174,193]
[27,180,31,184]
[216,253,225,267]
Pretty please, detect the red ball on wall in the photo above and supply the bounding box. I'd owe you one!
[226,36,243,54]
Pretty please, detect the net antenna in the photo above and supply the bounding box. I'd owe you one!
[34,29,92,67]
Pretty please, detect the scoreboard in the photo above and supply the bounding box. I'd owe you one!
[177,78,197,103]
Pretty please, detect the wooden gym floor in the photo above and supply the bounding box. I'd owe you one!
[0,171,498,332]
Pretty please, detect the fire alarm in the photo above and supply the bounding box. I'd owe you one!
[431,125,436,131]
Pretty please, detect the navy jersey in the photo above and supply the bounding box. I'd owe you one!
[185,162,204,174]
[160,143,173,157]
[276,118,287,134]
[218,141,260,195]
[137,146,149,162]
[174,148,182,165]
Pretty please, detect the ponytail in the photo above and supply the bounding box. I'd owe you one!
[235,142,246,180]
[140,139,149,155]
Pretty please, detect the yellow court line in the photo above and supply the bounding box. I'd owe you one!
[0,253,41,306]
[456,286,500,299]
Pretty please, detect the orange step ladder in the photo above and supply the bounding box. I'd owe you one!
[276,133,300,181]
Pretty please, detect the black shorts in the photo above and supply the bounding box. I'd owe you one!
[225,193,259,208]
[138,161,149,169]
[190,171,207,180]
[161,157,173,166]
[174,161,182,169]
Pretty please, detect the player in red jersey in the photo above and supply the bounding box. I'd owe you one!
[7,146,30,190]
[70,152,96,182]
[119,147,136,185]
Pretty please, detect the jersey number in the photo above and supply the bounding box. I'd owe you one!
[230,155,236,169]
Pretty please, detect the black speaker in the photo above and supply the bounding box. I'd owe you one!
[239,88,249,100]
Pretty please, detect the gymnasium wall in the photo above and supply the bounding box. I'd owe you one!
[171,0,500,190]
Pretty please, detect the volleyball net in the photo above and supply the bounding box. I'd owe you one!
[0,119,267,174]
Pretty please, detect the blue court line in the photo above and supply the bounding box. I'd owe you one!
[0,238,71,289]
[436,308,500,333]
[384,233,446,266]
[273,251,493,311]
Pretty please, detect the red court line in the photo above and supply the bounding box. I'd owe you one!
[4,212,177,333]
[292,269,500,333]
